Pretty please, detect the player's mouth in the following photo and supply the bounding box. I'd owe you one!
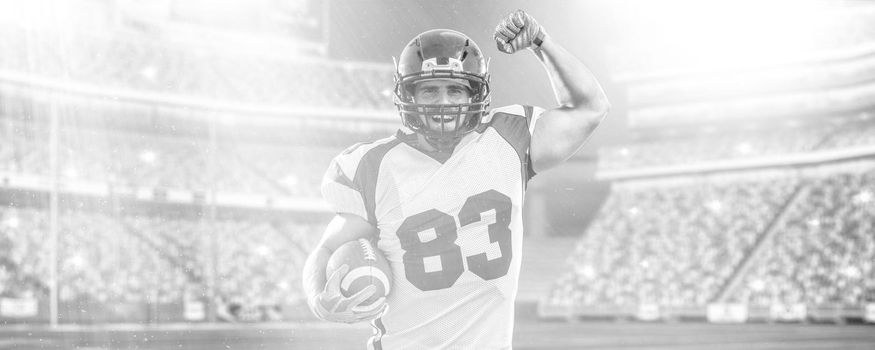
[431,115,456,123]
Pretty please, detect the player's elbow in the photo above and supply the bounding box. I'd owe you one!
[588,95,611,117]
[565,95,610,119]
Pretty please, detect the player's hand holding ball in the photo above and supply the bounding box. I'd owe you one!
[494,10,547,54]
[310,238,392,324]
[309,264,385,323]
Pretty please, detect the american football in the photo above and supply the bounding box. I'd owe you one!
[326,238,393,313]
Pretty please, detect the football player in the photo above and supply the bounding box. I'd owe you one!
[303,9,610,349]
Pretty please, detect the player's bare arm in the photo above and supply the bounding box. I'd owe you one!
[302,213,385,323]
[494,10,611,173]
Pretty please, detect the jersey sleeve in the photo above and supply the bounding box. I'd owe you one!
[320,137,402,225]
[484,104,545,182]
[320,150,369,222]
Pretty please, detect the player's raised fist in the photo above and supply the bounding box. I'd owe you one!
[493,10,546,54]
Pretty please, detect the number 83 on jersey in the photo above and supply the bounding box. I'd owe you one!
[396,189,514,292]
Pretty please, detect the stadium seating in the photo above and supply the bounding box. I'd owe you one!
[5,3,875,325]
[547,176,799,308]
[0,207,49,299]
[599,116,875,172]
[0,204,322,308]
[1,114,351,197]
[549,165,875,313]
[732,169,875,306]
[0,22,395,110]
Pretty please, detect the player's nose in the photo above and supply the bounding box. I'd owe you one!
[437,92,451,104]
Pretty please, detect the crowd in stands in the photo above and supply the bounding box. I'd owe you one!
[0,208,49,300]
[0,205,323,311]
[547,175,798,308]
[57,209,188,304]
[626,55,875,108]
[124,215,318,307]
[599,115,875,172]
[4,6,875,323]
[599,126,830,171]
[0,22,395,110]
[231,143,340,197]
[817,116,875,150]
[0,113,365,198]
[549,163,875,312]
[732,168,875,306]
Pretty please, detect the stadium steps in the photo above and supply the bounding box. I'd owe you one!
[517,236,578,302]
[713,183,810,302]
[120,221,205,285]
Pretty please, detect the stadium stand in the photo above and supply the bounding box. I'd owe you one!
[547,161,875,320]
[626,55,875,108]
[733,167,875,307]
[0,108,361,197]
[4,1,875,328]
[1,204,323,313]
[0,22,395,110]
[599,114,875,172]
[0,17,398,323]
[0,207,49,300]
[547,174,799,309]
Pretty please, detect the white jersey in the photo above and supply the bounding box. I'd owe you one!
[321,105,542,349]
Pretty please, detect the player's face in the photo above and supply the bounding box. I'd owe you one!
[413,80,472,132]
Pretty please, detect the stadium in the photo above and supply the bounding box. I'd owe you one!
[0,0,874,349]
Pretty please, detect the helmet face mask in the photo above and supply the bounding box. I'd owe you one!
[393,29,491,152]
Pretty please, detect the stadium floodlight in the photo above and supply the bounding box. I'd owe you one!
[256,245,272,257]
[855,190,873,204]
[842,266,862,280]
[141,66,157,81]
[577,265,596,280]
[4,216,19,229]
[68,254,86,270]
[63,167,78,179]
[748,279,765,292]
[139,150,157,164]
[282,174,299,188]
[707,200,723,213]
[735,142,753,155]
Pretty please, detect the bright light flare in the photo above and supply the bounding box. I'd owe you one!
[606,0,848,73]
[4,215,20,229]
[139,150,157,164]
[735,142,753,155]
[706,200,723,213]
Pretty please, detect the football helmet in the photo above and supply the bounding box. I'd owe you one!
[393,29,491,152]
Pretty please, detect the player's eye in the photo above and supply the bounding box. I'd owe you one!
[448,87,471,99]
[417,88,437,98]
